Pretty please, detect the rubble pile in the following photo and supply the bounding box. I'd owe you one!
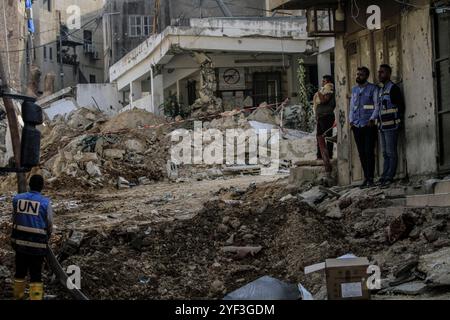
[191,61,223,118]
[0,108,171,192]
[1,167,450,300]
[29,181,344,299]
[42,181,450,300]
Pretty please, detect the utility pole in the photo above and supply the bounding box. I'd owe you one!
[58,11,64,90]
[0,53,28,193]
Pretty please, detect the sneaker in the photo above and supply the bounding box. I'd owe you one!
[376,178,386,186]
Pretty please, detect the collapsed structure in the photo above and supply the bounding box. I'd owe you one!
[1,0,450,302]
[108,17,334,115]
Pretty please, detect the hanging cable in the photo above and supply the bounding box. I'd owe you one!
[0,14,101,54]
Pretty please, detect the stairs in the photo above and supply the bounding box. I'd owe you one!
[406,179,450,208]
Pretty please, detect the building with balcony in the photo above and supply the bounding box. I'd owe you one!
[108,16,335,115]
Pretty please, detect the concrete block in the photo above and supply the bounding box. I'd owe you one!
[289,166,325,185]
[406,193,450,207]
[434,180,450,194]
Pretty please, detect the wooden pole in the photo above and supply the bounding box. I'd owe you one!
[153,0,160,34]
[0,49,27,193]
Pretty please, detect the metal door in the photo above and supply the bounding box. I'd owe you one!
[434,6,450,171]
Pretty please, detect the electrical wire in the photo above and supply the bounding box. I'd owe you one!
[175,0,296,17]
[350,0,370,29]
[6,27,61,41]
[0,14,101,54]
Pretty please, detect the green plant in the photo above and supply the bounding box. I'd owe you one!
[159,94,191,119]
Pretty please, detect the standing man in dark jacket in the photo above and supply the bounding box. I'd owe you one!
[349,67,379,188]
[314,75,336,160]
[11,175,53,300]
[376,64,405,187]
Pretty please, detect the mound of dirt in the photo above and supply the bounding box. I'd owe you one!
[101,109,167,133]
[34,182,348,299]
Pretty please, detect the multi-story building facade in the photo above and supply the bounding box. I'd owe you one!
[0,0,28,93]
[103,0,267,80]
[0,0,28,166]
[32,0,105,94]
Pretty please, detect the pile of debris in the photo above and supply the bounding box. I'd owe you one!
[0,97,319,191]
[9,178,443,300]
[0,108,171,192]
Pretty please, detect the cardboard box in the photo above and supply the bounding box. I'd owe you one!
[325,257,370,300]
[304,255,371,300]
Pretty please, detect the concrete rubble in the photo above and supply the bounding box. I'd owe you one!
[0,99,449,301]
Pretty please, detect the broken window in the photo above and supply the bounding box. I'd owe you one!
[129,15,152,37]
[129,16,142,37]
[143,16,152,36]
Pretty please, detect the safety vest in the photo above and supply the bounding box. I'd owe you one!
[378,81,401,131]
[11,192,50,256]
[350,83,378,126]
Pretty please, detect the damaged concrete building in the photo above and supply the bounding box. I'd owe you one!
[0,0,29,166]
[0,0,28,93]
[103,0,267,78]
[269,0,450,185]
[108,16,334,115]
[31,0,105,94]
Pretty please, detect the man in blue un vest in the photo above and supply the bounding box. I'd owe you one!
[349,67,379,188]
[376,64,405,187]
[11,175,53,300]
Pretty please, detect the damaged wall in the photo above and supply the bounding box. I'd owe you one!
[335,1,438,185]
[33,0,105,94]
[0,1,27,166]
[76,83,123,116]
[401,5,437,176]
[334,35,351,186]
[0,0,27,92]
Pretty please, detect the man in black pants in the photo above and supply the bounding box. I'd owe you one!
[11,175,53,300]
[349,67,380,188]
[314,75,336,159]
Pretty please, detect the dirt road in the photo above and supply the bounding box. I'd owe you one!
[50,174,283,233]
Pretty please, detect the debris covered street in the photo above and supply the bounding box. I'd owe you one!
[1,0,450,309]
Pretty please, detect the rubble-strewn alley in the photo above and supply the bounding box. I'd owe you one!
[1,90,450,302]
[1,0,450,312]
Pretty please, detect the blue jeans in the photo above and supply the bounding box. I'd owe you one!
[380,129,399,181]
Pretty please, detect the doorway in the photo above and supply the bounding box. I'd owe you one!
[434,6,450,172]
[253,72,282,107]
